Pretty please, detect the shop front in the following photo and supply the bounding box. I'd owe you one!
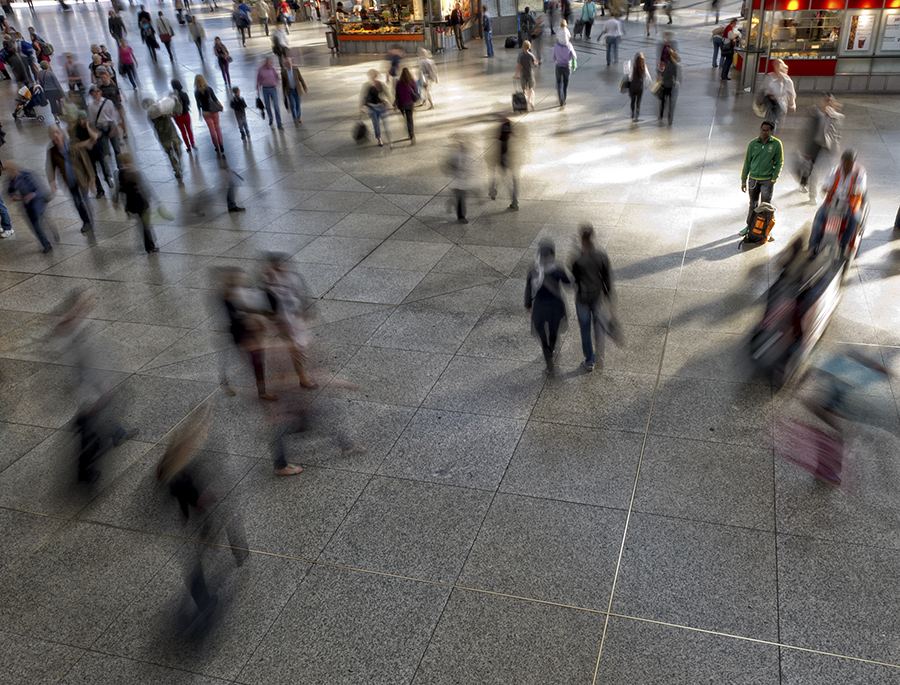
[333,0,480,53]
[739,0,900,92]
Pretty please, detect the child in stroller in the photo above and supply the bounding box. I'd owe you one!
[13,84,45,123]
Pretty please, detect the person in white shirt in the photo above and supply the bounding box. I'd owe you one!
[762,59,796,126]
[156,11,175,61]
[600,13,623,66]
[809,149,867,253]
[86,84,123,161]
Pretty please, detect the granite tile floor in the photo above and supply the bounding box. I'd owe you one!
[1,2,900,683]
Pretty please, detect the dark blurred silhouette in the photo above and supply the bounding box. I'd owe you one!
[54,289,138,483]
[488,117,519,211]
[525,241,571,376]
[570,226,620,372]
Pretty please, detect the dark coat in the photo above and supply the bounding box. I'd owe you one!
[525,266,570,333]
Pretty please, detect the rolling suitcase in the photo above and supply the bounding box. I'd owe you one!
[512,79,527,112]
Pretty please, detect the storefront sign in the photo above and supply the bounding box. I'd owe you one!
[844,12,875,52]
[881,13,900,51]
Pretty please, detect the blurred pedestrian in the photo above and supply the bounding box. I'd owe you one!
[143,95,183,183]
[256,56,283,129]
[720,17,738,80]
[188,14,206,60]
[514,40,537,110]
[644,0,657,36]
[552,35,576,107]
[449,2,466,50]
[599,12,623,66]
[416,47,437,110]
[531,12,545,65]
[157,11,175,61]
[139,11,160,64]
[36,60,64,124]
[221,157,246,212]
[219,267,277,400]
[488,117,518,211]
[395,67,419,143]
[525,241,570,376]
[172,78,197,151]
[55,289,139,484]
[231,86,250,140]
[581,0,596,38]
[117,38,138,89]
[156,403,213,521]
[280,56,306,124]
[760,59,796,127]
[361,69,392,148]
[797,94,842,198]
[69,109,113,199]
[46,126,94,234]
[256,0,272,36]
[214,36,231,88]
[571,226,617,371]
[446,135,473,223]
[194,74,226,154]
[98,69,129,141]
[482,8,494,57]
[113,153,159,253]
[108,10,127,43]
[658,49,679,124]
[261,253,316,389]
[4,161,52,252]
[626,51,651,122]
[86,84,123,167]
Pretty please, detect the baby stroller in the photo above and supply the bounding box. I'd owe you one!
[13,85,45,124]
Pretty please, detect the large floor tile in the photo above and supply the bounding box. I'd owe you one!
[779,646,900,685]
[365,306,480,354]
[649,375,773,448]
[597,616,780,684]
[778,534,900,664]
[379,409,525,490]
[422,355,546,420]
[324,345,452,407]
[412,589,604,684]
[458,493,626,609]
[633,434,775,530]
[320,476,492,583]
[0,522,181,648]
[0,630,83,685]
[612,512,778,641]
[60,651,230,684]
[238,565,449,685]
[500,420,642,510]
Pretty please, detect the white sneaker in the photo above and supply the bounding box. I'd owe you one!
[0,229,13,238]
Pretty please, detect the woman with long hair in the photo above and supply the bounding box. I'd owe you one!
[194,74,225,154]
[394,67,419,144]
[213,37,231,88]
[627,51,651,122]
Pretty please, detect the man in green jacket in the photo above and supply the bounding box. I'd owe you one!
[740,120,783,232]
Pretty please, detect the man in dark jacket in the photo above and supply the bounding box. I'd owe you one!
[46,126,94,233]
[570,226,616,371]
[449,3,466,50]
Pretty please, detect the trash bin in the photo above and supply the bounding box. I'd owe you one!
[326,30,338,51]
[431,25,444,53]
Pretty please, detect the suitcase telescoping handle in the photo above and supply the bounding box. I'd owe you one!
[514,77,523,94]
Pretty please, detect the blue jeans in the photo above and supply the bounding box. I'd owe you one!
[287,87,301,121]
[485,30,494,56]
[711,35,723,66]
[0,194,12,232]
[261,85,282,126]
[366,103,390,141]
[605,35,619,64]
[555,65,569,105]
[24,198,50,250]
[576,300,606,365]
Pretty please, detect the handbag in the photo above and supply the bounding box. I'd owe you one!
[650,79,661,94]
[227,55,233,62]
[208,94,223,113]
